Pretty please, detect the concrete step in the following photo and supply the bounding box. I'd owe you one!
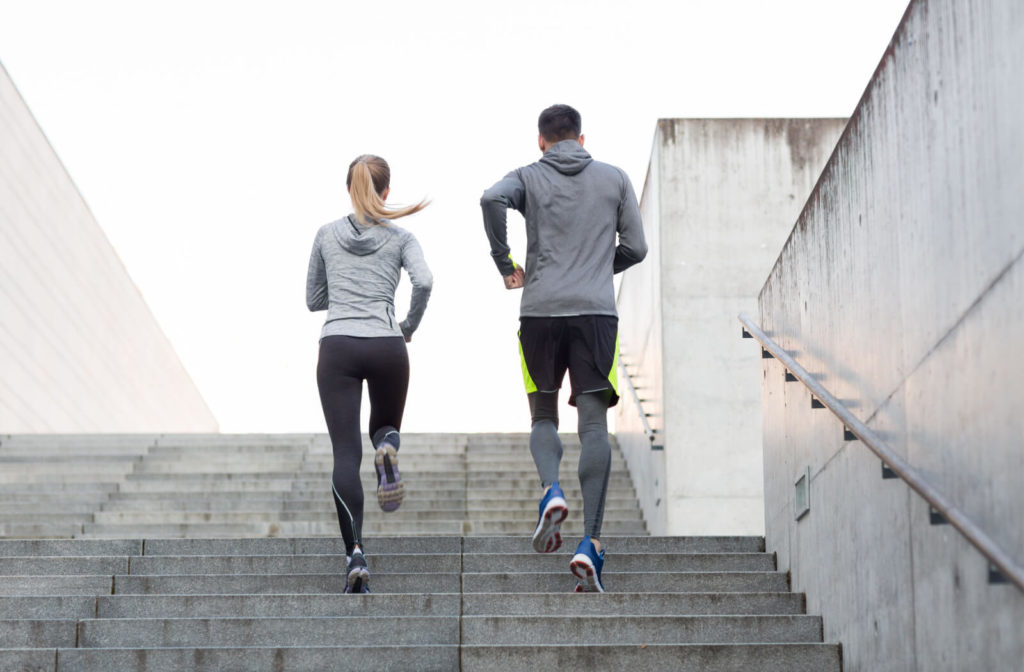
[126,553,459,575]
[0,551,774,577]
[461,552,774,573]
[0,523,85,538]
[0,619,76,647]
[95,593,460,618]
[77,519,648,537]
[0,504,98,516]
[131,462,304,474]
[97,492,637,510]
[463,536,763,553]
[0,473,129,484]
[0,455,142,465]
[0,595,96,619]
[0,556,128,575]
[0,539,142,557]
[461,571,788,593]
[88,591,804,619]
[117,480,294,493]
[111,572,461,595]
[77,616,460,647]
[461,591,806,616]
[0,575,113,596]
[54,646,460,671]
[461,614,822,644]
[0,513,94,525]
[87,508,644,525]
[460,644,841,671]
[138,536,462,555]
[0,483,116,494]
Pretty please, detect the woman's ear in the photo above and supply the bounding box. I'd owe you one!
[382,187,390,201]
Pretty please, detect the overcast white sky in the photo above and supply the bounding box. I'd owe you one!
[0,0,908,433]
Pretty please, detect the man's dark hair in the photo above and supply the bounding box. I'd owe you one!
[538,104,582,142]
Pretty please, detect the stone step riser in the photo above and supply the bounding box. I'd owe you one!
[0,536,761,556]
[0,571,786,596]
[28,644,842,672]
[86,510,645,525]
[0,552,772,576]
[70,615,820,648]
[59,592,805,619]
[77,521,647,537]
[92,497,640,512]
[109,573,462,595]
[77,616,460,647]
[462,614,822,645]
[461,644,841,671]
[45,645,461,672]
[113,479,638,492]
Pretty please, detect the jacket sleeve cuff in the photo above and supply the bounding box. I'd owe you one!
[493,255,517,276]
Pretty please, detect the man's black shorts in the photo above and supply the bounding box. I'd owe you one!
[517,315,619,407]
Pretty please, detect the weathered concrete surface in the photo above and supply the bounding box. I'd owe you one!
[0,63,217,432]
[758,0,1024,669]
[616,118,845,535]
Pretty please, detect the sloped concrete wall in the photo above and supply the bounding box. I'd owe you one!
[0,63,218,432]
[758,0,1024,669]
[616,118,844,535]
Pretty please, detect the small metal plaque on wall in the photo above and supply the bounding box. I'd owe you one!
[794,467,811,521]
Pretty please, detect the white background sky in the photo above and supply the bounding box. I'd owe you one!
[0,0,908,433]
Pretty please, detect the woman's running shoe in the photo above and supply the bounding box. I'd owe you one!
[570,536,605,592]
[532,482,569,553]
[344,550,370,593]
[375,442,404,512]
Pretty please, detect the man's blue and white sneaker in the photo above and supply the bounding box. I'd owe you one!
[344,550,370,594]
[570,536,605,593]
[531,482,569,553]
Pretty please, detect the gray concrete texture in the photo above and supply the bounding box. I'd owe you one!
[0,432,840,670]
[757,0,1024,669]
[0,432,647,539]
[0,533,830,670]
[0,65,217,433]
[616,117,846,536]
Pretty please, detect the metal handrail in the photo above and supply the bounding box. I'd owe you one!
[739,313,1024,592]
[618,355,660,449]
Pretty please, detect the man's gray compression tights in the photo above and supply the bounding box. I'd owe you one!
[529,390,612,538]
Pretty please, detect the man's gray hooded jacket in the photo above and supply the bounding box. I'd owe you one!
[481,139,647,317]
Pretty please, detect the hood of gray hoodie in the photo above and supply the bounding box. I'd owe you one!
[538,139,593,175]
[331,215,394,256]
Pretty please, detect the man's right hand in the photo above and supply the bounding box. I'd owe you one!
[503,266,525,290]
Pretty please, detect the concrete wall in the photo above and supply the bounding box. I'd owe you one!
[0,63,218,432]
[757,0,1024,669]
[616,118,844,535]
[616,139,667,533]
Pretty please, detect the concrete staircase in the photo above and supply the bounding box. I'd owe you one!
[0,433,840,670]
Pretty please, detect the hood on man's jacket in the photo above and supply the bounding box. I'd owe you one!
[538,139,593,176]
[331,215,394,256]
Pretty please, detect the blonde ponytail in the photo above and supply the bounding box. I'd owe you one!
[346,155,429,225]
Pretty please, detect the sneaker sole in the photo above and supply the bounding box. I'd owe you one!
[532,497,568,553]
[570,553,605,593]
[375,444,404,512]
[346,566,370,594]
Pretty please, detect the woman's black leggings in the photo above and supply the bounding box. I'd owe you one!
[317,335,409,555]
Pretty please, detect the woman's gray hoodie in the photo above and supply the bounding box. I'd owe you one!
[306,215,432,340]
